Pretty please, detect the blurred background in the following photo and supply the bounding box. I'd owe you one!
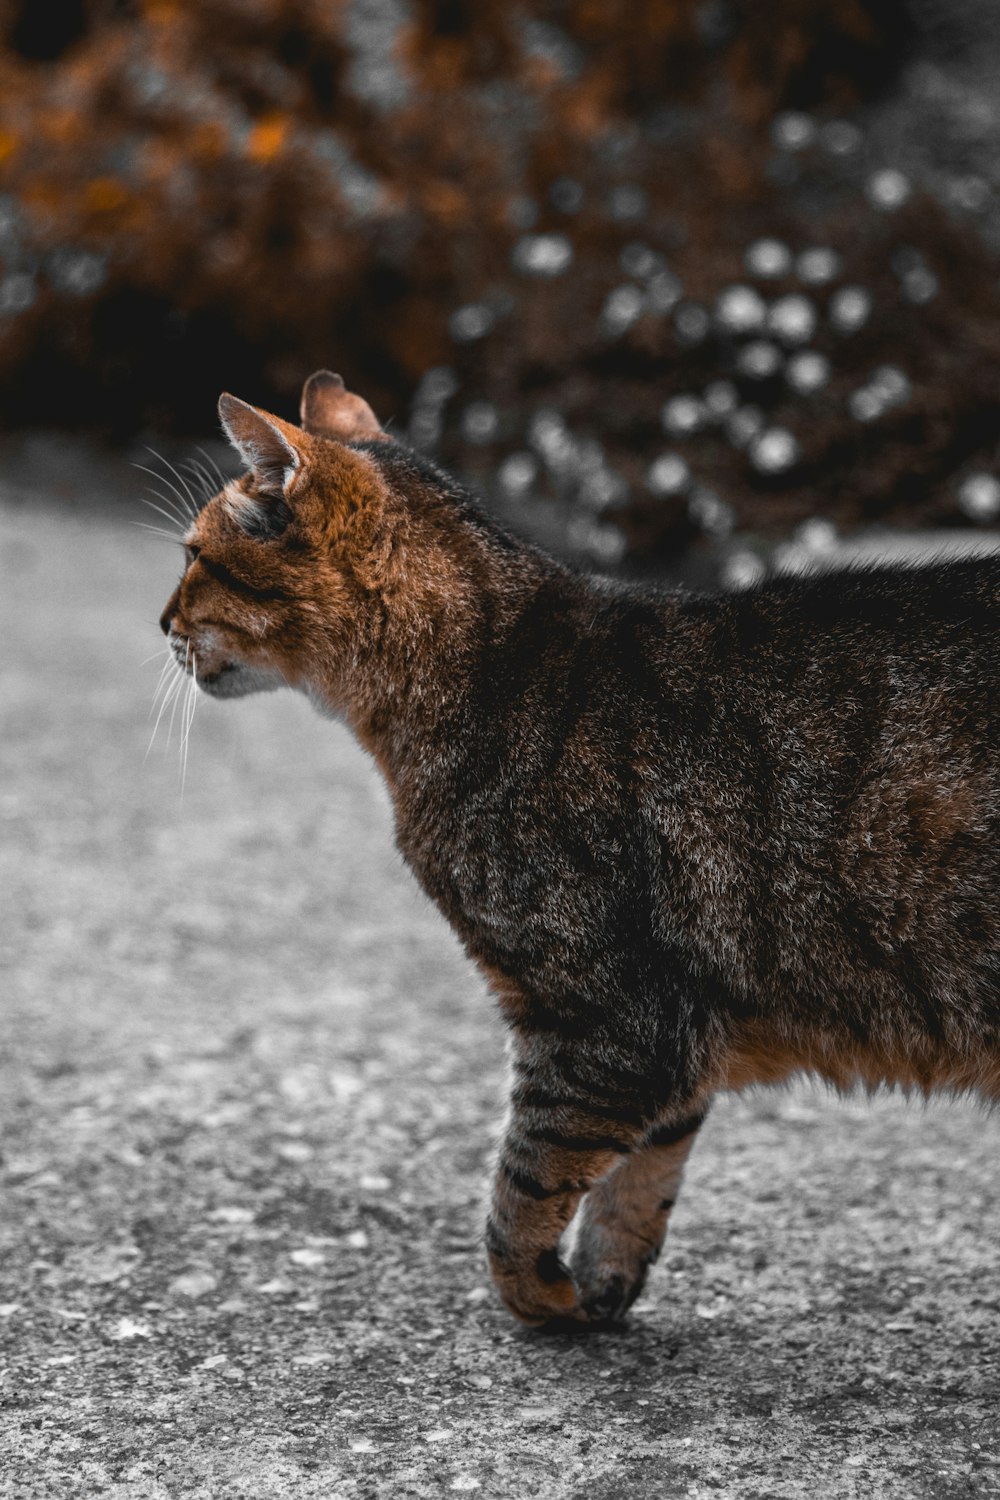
[2,0,1000,578]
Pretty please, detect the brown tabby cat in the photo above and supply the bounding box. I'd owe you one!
[159,371,1000,1327]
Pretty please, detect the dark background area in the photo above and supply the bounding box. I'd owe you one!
[2,1,1000,575]
[1,1,1000,575]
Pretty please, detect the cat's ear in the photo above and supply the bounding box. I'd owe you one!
[218,394,310,537]
[218,394,307,495]
[299,370,388,442]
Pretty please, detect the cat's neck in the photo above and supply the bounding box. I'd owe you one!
[308,458,569,784]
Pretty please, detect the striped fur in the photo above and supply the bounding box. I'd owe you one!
[159,375,1000,1327]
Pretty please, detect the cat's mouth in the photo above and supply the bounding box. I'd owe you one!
[197,663,237,694]
[197,662,284,699]
[169,635,240,693]
[167,632,283,698]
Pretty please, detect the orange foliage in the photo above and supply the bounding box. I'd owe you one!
[0,0,996,565]
[246,115,290,164]
[84,178,129,214]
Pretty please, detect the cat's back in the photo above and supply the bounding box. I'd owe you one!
[715,554,1000,675]
[645,555,1000,766]
[656,554,1000,836]
[411,553,1000,833]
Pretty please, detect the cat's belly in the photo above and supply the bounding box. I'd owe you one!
[718,1018,1000,1099]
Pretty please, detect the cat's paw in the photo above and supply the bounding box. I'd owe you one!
[577,1266,650,1324]
[488,1246,586,1328]
[570,1228,656,1325]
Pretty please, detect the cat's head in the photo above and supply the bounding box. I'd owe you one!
[158,371,395,703]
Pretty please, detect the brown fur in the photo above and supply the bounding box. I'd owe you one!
[159,375,1000,1328]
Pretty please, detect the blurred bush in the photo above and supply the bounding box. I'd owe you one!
[1,0,1000,568]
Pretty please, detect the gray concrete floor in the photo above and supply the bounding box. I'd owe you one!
[1,487,997,1498]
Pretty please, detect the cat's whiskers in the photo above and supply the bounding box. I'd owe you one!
[146,656,186,760]
[134,458,198,526]
[147,486,191,523]
[152,650,180,706]
[195,446,229,493]
[141,645,172,669]
[164,640,191,749]
[183,455,222,504]
[133,458,192,509]
[147,648,177,717]
[179,651,199,794]
[147,448,202,519]
[146,637,201,785]
[137,491,188,536]
[134,520,183,543]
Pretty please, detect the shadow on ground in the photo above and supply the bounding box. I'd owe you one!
[0,484,996,1498]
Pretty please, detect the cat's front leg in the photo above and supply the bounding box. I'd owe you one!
[485,1058,648,1326]
[486,1124,636,1326]
[569,1108,708,1322]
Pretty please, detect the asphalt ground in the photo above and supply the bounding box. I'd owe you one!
[1,479,997,1498]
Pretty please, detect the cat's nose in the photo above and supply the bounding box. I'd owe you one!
[160,588,180,635]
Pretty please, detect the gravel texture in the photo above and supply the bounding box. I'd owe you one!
[0,483,997,1498]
